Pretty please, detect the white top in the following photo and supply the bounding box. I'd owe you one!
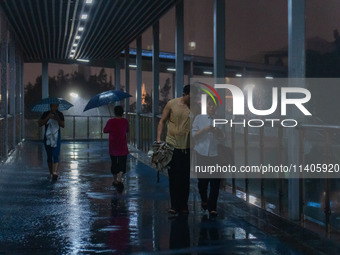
[46,118,59,148]
[192,114,223,157]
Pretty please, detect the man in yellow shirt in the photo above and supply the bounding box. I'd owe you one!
[157,85,194,215]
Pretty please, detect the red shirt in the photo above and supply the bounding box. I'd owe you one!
[103,118,129,156]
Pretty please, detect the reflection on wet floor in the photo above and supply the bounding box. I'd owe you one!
[0,141,308,254]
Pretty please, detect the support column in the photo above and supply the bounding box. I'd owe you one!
[115,57,121,106]
[42,61,49,98]
[152,21,160,142]
[214,0,226,116]
[9,41,16,148]
[136,36,142,148]
[20,57,24,140]
[1,17,8,158]
[188,57,194,82]
[124,47,130,115]
[175,1,184,97]
[288,0,305,221]
[41,61,48,139]
[15,54,21,143]
[172,73,175,99]
[214,0,225,79]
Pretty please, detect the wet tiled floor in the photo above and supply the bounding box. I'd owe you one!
[0,141,336,254]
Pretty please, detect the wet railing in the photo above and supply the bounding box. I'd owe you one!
[222,123,340,237]
[25,115,111,140]
[0,117,4,160]
[0,113,24,161]
[25,113,164,153]
[297,124,340,236]
[223,124,288,217]
[127,113,165,152]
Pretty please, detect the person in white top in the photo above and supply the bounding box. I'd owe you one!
[192,96,224,216]
[38,104,65,180]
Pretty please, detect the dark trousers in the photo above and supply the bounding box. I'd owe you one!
[168,148,190,211]
[196,154,221,211]
[198,178,221,211]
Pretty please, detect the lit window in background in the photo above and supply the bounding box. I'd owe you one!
[188,41,196,50]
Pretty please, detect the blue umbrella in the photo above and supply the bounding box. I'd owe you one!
[31,97,74,112]
[83,90,132,112]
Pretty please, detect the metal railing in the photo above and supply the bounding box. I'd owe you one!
[25,113,164,153]
[0,113,24,161]
[297,124,340,236]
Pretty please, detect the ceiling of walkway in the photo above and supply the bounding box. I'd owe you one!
[1,0,178,63]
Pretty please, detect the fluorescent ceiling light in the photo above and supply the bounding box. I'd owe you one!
[203,71,213,75]
[129,64,137,68]
[265,76,274,79]
[86,0,93,3]
[78,27,84,31]
[167,68,176,72]
[73,43,78,47]
[81,14,88,20]
[235,73,242,77]
[75,35,81,40]
[77,59,90,62]
[71,49,75,53]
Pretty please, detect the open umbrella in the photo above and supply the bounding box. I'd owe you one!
[31,97,73,112]
[83,90,132,112]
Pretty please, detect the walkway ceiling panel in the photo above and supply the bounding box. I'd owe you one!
[0,0,178,63]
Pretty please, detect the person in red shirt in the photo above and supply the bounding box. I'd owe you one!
[103,105,129,188]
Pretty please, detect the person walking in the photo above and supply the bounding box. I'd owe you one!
[192,96,224,216]
[104,105,129,190]
[156,85,194,215]
[38,103,64,180]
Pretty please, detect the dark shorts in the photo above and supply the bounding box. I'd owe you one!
[110,155,127,175]
[44,132,61,163]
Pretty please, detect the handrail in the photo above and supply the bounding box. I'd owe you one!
[63,115,112,118]
[298,123,340,130]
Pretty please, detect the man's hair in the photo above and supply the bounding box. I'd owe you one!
[183,84,198,96]
[183,85,190,95]
[114,105,124,116]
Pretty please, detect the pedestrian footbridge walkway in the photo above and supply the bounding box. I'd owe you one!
[0,141,338,254]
